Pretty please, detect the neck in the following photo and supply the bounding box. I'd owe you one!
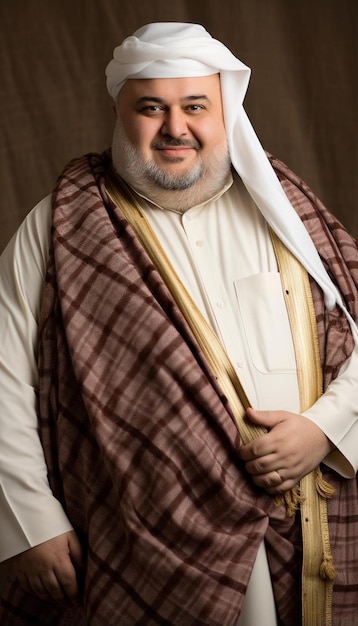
[112,164,232,212]
[135,179,228,212]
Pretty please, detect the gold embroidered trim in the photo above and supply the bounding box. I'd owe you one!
[271,230,335,626]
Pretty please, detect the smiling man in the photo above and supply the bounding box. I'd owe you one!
[0,22,358,626]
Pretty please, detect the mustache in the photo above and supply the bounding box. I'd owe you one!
[151,138,200,150]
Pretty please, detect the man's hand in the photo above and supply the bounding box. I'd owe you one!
[8,530,84,605]
[240,408,335,495]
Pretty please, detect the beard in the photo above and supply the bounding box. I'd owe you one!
[136,138,205,191]
[111,119,231,211]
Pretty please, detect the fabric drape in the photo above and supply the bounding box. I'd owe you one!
[1,151,358,625]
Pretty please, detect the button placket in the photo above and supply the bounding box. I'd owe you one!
[183,211,247,376]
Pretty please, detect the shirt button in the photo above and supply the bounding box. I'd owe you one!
[236,361,244,368]
[195,240,204,247]
[216,301,224,309]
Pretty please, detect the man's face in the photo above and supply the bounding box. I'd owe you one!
[112,74,230,195]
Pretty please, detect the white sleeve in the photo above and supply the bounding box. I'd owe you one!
[303,340,358,479]
[0,196,73,563]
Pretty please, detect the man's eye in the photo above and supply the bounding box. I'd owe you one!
[186,104,205,112]
[138,105,164,115]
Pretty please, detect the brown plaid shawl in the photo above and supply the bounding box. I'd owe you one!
[1,151,358,626]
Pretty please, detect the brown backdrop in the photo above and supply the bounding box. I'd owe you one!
[0,0,357,596]
[0,0,357,254]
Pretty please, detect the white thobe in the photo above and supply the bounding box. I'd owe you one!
[0,174,357,624]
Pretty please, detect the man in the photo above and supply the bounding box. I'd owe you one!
[0,22,357,626]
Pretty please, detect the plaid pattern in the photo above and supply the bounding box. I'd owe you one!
[1,151,358,625]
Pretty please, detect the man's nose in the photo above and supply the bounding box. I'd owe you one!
[160,109,188,138]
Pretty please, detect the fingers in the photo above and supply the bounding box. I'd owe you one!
[240,436,275,463]
[249,467,295,495]
[68,531,85,570]
[239,417,297,494]
[246,407,282,429]
[240,439,299,494]
[19,568,76,604]
[9,531,83,605]
[54,558,82,604]
[14,561,80,605]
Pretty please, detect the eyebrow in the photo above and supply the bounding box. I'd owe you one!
[136,95,211,105]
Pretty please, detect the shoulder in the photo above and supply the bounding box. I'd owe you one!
[0,195,52,320]
[1,195,52,270]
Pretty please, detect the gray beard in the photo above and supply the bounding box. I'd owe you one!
[143,153,205,191]
[111,120,231,211]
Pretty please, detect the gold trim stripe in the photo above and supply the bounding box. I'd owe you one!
[271,231,335,626]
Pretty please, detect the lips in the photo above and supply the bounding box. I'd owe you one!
[158,146,195,157]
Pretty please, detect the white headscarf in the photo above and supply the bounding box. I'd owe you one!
[106,22,357,334]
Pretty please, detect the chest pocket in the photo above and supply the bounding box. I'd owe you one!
[234,272,297,374]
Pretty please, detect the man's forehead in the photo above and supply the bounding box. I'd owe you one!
[120,74,221,100]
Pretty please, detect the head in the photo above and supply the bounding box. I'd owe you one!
[111,74,231,209]
[105,22,252,209]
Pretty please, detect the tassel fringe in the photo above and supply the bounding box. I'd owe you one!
[275,485,305,517]
[320,553,336,581]
[315,467,336,499]
[275,469,335,518]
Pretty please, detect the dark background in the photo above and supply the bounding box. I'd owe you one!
[0,0,357,254]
